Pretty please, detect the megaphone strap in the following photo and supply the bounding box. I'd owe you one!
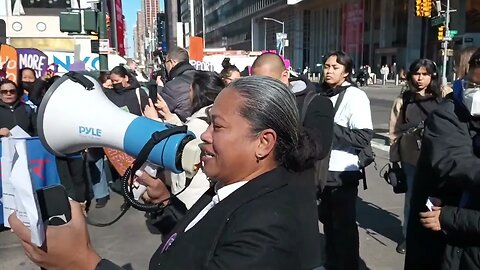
[64,72,95,90]
[130,125,188,177]
[123,125,189,213]
[86,125,191,227]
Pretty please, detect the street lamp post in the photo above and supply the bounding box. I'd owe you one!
[441,0,451,85]
[263,17,285,55]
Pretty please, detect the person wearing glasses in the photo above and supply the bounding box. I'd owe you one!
[405,49,480,269]
[157,47,197,122]
[0,79,35,137]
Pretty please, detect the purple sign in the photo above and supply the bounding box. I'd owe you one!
[17,48,49,78]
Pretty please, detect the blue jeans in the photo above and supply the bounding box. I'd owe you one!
[89,158,110,199]
[402,162,416,238]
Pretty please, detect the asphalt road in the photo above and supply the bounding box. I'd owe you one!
[0,83,407,270]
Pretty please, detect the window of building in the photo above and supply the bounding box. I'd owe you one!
[373,0,380,30]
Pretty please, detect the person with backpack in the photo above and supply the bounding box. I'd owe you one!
[317,51,374,270]
[143,71,226,234]
[388,58,443,254]
[0,79,36,136]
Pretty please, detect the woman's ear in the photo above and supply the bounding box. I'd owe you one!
[256,129,277,159]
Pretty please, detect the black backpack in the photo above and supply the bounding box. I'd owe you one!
[301,89,375,191]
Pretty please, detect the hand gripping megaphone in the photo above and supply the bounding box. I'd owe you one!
[37,72,201,212]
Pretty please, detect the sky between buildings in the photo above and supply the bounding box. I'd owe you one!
[123,0,165,58]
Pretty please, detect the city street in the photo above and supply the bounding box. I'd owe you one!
[0,84,406,270]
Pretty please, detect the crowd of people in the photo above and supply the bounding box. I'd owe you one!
[3,45,480,270]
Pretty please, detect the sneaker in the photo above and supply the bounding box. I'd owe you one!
[95,195,110,208]
[396,240,406,254]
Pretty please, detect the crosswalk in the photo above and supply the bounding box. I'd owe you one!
[372,132,390,153]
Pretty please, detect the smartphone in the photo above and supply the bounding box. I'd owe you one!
[148,85,158,104]
[36,185,71,226]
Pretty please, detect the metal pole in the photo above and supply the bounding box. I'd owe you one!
[264,21,266,50]
[99,0,108,71]
[442,0,450,85]
[202,0,206,48]
[190,0,195,36]
[281,22,285,56]
[110,0,117,51]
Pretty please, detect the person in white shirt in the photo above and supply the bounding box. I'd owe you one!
[317,51,374,270]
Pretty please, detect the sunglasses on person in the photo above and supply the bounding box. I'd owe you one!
[0,89,17,95]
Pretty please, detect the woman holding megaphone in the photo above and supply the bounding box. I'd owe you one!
[8,76,323,269]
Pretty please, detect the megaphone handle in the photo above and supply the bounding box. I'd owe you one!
[130,126,187,176]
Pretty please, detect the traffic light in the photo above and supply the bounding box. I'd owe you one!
[423,0,432,17]
[106,15,111,31]
[438,25,445,41]
[416,0,423,16]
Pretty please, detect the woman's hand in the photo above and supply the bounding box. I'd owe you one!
[0,127,11,137]
[135,170,170,205]
[144,98,160,120]
[419,206,442,231]
[8,201,102,270]
[154,94,174,122]
[41,71,54,81]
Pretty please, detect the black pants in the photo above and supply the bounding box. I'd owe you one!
[55,156,88,202]
[319,172,360,270]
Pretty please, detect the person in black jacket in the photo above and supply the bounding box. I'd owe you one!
[9,76,324,270]
[28,71,59,107]
[405,49,480,270]
[251,52,334,161]
[158,47,196,121]
[0,79,35,136]
[105,65,148,116]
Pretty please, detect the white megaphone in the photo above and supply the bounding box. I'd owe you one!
[37,72,202,179]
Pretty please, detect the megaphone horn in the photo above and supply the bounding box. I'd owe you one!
[37,72,201,177]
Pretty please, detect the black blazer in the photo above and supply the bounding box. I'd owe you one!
[149,166,322,270]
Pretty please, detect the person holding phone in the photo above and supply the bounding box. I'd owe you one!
[143,71,225,233]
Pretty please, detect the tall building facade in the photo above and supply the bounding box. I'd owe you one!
[157,12,168,52]
[165,0,181,49]
[144,0,160,31]
[203,0,285,50]
[192,0,478,79]
[135,11,146,64]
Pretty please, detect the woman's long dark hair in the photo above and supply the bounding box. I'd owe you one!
[406,59,441,97]
[110,65,133,85]
[191,71,226,113]
[323,51,356,86]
